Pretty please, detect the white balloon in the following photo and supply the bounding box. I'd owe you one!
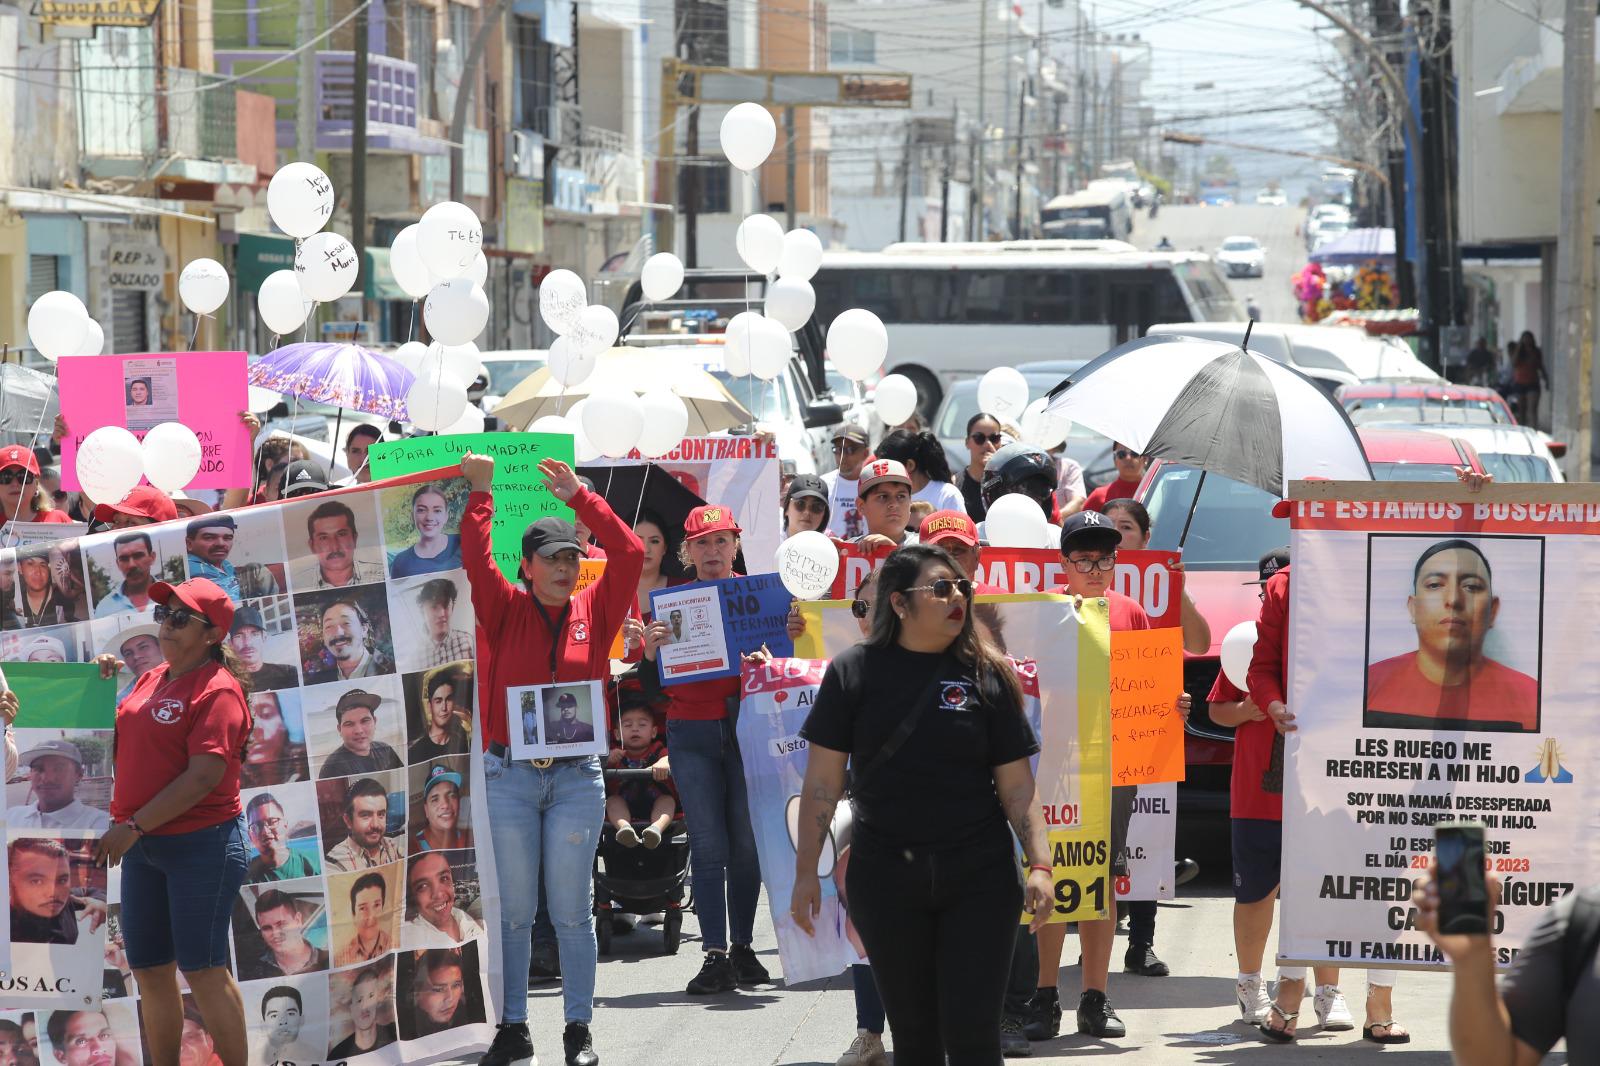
[266,161,334,238]
[75,319,105,357]
[1220,621,1258,690]
[179,258,229,315]
[258,270,309,335]
[1019,397,1073,450]
[247,386,282,412]
[827,308,889,381]
[27,290,88,362]
[466,251,489,288]
[765,277,816,332]
[442,402,486,436]
[749,315,792,381]
[389,225,433,300]
[565,399,602,462]
[735,214,785,275]
[405,363,469,432]
[528,414,577,436]
[140,422,202,492]
[723,311,761,377]
[582,385,645,459]
[423,278,490,346]
[775,530,839,600]
[978,366,1030,423]
[777,228,824,281]
[872,373,919,426]
[540,269,588,336]
[76,425,144,504]
[569,304,619,357]
[295,231,359,302]
[640,253,685,302]
[546,336,597,387]
[390,341,430,374]
[636,389,689,458]
[440,341,484,383]
[417,201,483,280]
[720,102,777,171]
[984,493,1048,549]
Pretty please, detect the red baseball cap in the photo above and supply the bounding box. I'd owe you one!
[919,509,978,547]
[684,504,742,541]
[0,445,39,476]
[150,577,235,632]
[93,485,178,525]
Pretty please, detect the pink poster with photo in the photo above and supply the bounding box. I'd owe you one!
[57,350,252,491]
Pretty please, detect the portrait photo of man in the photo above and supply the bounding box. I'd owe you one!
[185,515,281,603]
[239,692,311,790]
[0,1020,27,1066]
[8,839,106,946]
[1365,537,1541,733]
[245,792,321,883]
[543,688,595,746]
[324,777,405,872]
[91,532,158,619]
[413,578,474,669]
[399,946,484,1040]
[238,889,328,981]
[403,852,485,949]
[229,604,299,693]
[250,985,322,1066]
[411,764,472,854]
[6,740,110,832]
[326,963,396,1060]
[289,500,386,591]
[43,1011,119,1066]
[99,625,163,703]
[177,1005,221,1066]
[332,870,397,966]
[408,668,471,761]
[318,689,404,779]
[302,597,394,686]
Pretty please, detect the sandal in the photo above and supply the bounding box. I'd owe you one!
[1259,1002,1298,1044]
[1364,1021,1410,1044]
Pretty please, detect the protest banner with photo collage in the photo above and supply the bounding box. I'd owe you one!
[1278,485,1600,969]
[0,468,498,1065]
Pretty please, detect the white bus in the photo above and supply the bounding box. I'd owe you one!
[811,242,1241,411]
[1040,185,1134,240]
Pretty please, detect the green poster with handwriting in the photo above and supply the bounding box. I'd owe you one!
[369,431,575,579]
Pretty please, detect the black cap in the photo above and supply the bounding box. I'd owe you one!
[785,473,827,503]
[1059,510,1122,555]
[521,516,585,559]
[335,689,383,719]
[1245,546,1290,585]
[188,513,237,536]
[229,604,266,635]
[282,460,329,498]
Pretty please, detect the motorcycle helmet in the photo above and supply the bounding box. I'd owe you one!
[981,442,1057,517]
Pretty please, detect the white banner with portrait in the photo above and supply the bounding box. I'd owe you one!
[1,469,501,1064]
[1279,485,1600,969]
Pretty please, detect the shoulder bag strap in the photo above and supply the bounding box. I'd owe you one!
[851,655,947,788]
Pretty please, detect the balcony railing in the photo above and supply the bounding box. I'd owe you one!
[79,43,249,181]
[578,126,644,211]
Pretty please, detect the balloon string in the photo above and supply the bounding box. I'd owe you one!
[407,300,418,343]
[188,313,204,352]
[4,379,57,548]
[631,461,650,528]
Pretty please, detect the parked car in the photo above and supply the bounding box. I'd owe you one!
[1255,188,1288,207]
[1336,382,1516,425]
[1357,426,1486,482]
[1214,236,1266,278]
[476,350,550,415]
[1397,422,1565,483]
[1146,321,1443,394]
[931,360,1116,487]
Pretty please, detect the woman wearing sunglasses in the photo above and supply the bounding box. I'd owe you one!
[781,473,830,535]
[1083,443,1147,513]
[793,544,1053,1066]
[959,413,1004,521]
[90,577,255,1066]
[0,446,71,537]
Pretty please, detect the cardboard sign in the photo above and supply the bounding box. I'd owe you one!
[1110,549,1184,630]
[828,541,894,599]
[1109,627,1186,785]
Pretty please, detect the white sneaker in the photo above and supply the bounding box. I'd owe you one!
[1236,974,1270,1024]
[836,1030,888,1066]
[1314,985,1355,1030]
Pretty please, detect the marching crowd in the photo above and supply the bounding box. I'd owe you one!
[1,409,1597,1066]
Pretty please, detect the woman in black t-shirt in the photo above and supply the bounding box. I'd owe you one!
[792,543,1053,1066]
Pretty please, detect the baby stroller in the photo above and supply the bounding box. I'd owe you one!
[594,767,691,955]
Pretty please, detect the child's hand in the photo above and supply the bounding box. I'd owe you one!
[652,755,671,782]
[606,748,623,769]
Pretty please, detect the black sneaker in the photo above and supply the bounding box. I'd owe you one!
[729,943,771,985]
[529,941,561,983]
[1021,989,1060,1041]
[1124,942,1171,977]
[562,1023,598,1066]
[479,1023,535,1066]
[1077,990,1126,1038]
[999,1017,1032,1058]
[686,952,738,995]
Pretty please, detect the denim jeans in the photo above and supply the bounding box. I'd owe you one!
[120,815,249,971]
[485,752,605,1024]
[665,717,761,952]
[852,964,886,1033]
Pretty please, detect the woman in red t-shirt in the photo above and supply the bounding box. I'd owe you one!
[93,577,254,1066]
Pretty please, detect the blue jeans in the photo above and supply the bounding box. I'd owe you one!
[120,815,249,972]
[485,752,605,1024]
[665,717,761,952]
[852,964,886,1033]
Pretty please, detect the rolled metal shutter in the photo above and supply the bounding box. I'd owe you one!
[111,289,147,354]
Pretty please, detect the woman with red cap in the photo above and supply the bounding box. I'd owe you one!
[90,576,255,1066]
[639,504,769,996]
[0,445,70,538]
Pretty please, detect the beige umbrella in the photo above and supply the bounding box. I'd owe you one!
[490,346,755,433]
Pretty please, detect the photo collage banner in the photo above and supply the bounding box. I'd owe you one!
[1,466,500,1065]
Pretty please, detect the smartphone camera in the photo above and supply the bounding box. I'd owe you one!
[1434,821,1489,936]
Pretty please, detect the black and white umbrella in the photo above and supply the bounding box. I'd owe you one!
[1044,333,1372,498]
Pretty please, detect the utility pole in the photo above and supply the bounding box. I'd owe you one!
[296,0,316,161]
[1013,76,1026,237]
[898,119,912,243]
[973,0,987,240]
[1554,0,1594,475]
[784,106,797,230]
[941,100,955,240]
[1371,0,1414,310]
[1073,6,1088,190]
[351,0,368,312]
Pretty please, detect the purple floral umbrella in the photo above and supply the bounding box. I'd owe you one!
[249,342,415,421]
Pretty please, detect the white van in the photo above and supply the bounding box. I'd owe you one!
[1145,321,1443,394]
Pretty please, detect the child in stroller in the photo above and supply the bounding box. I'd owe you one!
[605,702,677,848]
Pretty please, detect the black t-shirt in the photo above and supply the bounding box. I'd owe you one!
[801,643,1038,853]
[959,469,987,521]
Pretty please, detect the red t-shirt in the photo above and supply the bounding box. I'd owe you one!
[1208,672,1280,821]
[112,662,252,835]
[1365,652,1539,732]
[1084,478,1140,513]
[1047,587,1150,632]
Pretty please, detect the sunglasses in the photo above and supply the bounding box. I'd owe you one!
[970,432,1003,446]
[0,470,30,486]
[1066,555,1117,573]
[850,598,872,619]
[905,578,974,601]
[154,604,212,629]
[788,498,826,514]
[1114,449,1141,461]
[832,441,865,455]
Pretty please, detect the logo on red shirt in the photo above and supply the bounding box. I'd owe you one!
[571,621,590,644]
[149,698,184,724]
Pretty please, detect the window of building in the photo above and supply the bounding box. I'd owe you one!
[829,27,875,65]
[406,4,437,119]
[680,160,730,215]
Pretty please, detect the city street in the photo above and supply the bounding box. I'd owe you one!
[1132,205,1308,324]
